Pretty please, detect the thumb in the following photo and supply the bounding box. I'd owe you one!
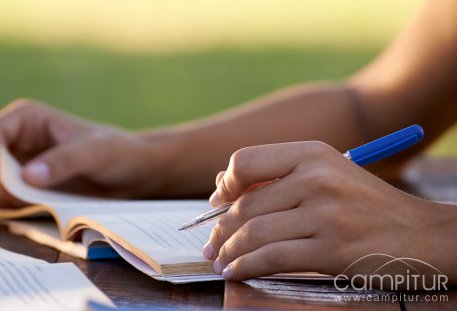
[22,140,96,188]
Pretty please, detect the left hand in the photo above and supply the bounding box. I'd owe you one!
[202,141,457,285]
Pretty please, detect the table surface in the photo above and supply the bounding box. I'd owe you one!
[1,156,457,310]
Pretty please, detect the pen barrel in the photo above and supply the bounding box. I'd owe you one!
[180,202,233,230]
[347,124,424,166]
[196,202,233,222]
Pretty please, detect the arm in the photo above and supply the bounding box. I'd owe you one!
[143,0,457,197]
[2,0,456,199]
[143,84,367,197]
[203,141,457,288]
[198,0,457,287]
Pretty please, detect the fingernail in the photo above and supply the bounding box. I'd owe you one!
[213,257,223,274]
[25,161,50,183]
[202,241,214,259]
[222,264,234,280]
[209,191,222,207]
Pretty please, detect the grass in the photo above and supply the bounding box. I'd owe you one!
[0,43,378,128]
[5,1,455,155]
[0,41,456,155]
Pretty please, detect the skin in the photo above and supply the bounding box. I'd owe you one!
[205,142,457,288]
[0,101,164,199]
[0,0,457,288]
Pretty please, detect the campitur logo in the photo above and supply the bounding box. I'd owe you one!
[333,253,449,291]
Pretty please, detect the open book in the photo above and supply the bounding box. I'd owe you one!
[0,147,225,283]
[0,147,330,284]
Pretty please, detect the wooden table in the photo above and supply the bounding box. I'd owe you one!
[1,156,457,310]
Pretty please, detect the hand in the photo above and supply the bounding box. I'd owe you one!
[0,98,166,199]
[203,141,457,288]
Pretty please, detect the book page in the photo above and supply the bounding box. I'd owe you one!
[106,237,224,284]
[54,200,210,231]
[82,208,213,266]
[0,247,113,311]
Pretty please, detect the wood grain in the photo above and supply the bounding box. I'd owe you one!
[224,279,402,310]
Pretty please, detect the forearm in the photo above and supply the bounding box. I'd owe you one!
[137,0,457,198]
[138,83,368,197]
[347,0,457,177]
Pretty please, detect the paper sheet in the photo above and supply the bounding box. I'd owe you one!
[0,247,113,311]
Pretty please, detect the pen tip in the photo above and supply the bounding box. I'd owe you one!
[178,224,189,231]
[178,221,196,231]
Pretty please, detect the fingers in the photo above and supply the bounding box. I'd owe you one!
[0,99,105,188]
[205,175,301,259]
[209,171,226,206]
[0,99,90,153]
[215,171,225,186]
[0,99,42,147]
[22,138,99,187]
[220,239,325,281]
[209,141,335,206]
[216,207,318,269]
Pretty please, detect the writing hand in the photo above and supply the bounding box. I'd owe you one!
[203,141,457,288]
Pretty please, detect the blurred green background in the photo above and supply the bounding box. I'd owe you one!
[0,0,455,155]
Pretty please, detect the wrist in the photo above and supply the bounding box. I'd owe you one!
[137,124,224,198]
[414,200,457,284]
[132,127,184,197]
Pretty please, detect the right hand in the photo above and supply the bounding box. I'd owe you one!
[0,98,164,199]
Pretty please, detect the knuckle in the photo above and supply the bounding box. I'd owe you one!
[309,167,333,186]
[304,166,332,187]
[4,99,52,121]
[215,171,225,185]
[229,147,252,178]
[302,167,341,194]
[306,141,331,156]
[8,98,42,113]
[242,218,265,244]
[231,194,253,221]
[87,133,114,151]
[212,219,229,247]
[218,244,231,265]
[220,147,256,201]
[217,177,233,202]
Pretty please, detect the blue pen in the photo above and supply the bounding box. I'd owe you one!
[178,124,424,231]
